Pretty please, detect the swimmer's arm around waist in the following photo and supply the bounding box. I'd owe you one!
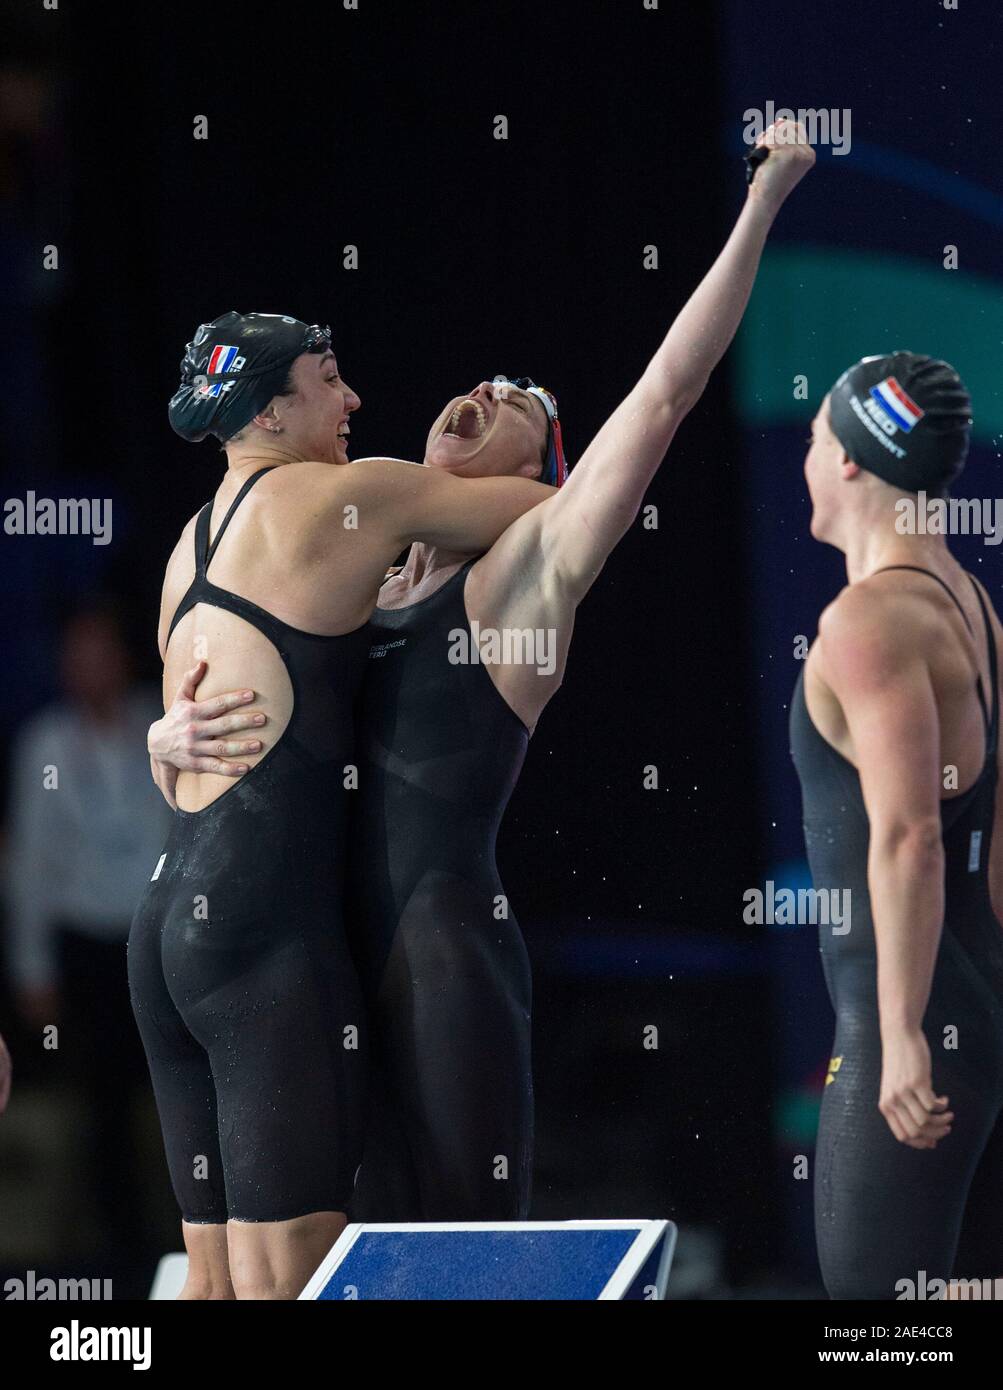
[149,520,199,806]
[148,662,267,806]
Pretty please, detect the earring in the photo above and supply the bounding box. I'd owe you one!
[270,425,283,434]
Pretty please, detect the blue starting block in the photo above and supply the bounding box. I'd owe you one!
[299,1219,676,1300]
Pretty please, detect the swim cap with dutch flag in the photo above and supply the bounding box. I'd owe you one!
[827,351,971,498]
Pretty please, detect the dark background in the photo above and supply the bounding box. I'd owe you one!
[1,0,1000,1298]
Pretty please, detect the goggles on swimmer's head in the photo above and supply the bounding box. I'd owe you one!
[296,322,331,355]
[492,375,568,487]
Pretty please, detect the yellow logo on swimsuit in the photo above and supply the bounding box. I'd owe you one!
[825,1055,843,1086]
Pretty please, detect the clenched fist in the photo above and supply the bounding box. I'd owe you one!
[747,118,816,212]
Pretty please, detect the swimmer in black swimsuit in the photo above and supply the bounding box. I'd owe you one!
[151,122,814,1222]
[790,351,1003,1299]
[130,313,549,1299]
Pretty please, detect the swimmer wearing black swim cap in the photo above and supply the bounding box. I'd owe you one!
[792,353,1003,1299]
[827,350,971,498]
[168,312,333,445]
[150,118,815,1223]
[132,308,558,1298]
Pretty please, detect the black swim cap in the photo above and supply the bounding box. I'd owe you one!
[168,312,332,443]
[827,351,971,498]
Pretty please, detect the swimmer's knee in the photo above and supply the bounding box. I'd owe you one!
[227,1210,347,1301]
[180,1219,233,1300]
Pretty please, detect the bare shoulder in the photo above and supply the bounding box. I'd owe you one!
[259,458,405,488]
[259,459,347,494]
[822,573,932,641]
[346,457,429,493]
[254,460,426,563]
[299,456,426,502]
[252,459,414,519]
[350,456,418,467]
[817,575,929,685]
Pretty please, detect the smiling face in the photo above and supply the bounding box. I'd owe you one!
[268,347,361,464]
[423,379,550,479]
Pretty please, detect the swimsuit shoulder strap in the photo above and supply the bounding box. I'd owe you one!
[199,467,276,573]
[193,502,213,574]
[871,565,974,634]
[968,575,1000,759]
[872,564,990,737]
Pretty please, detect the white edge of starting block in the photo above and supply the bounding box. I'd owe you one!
[149,1252,189,1301]
[298,1218,677,1301]
[597,1219,675,1300]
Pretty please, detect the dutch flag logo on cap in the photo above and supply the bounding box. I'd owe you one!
[201,344,240,398]
[869,377,926,434]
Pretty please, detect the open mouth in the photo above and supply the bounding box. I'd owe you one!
[440,399,487,441]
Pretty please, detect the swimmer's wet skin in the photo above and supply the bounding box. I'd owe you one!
[791,352,1003,1298]
[793,569,1003,1297]
[146,126,817,1239]
[129,469,370,1222]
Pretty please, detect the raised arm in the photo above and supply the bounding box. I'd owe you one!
[539,118,815,600]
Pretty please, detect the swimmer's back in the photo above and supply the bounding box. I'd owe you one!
[159,457,555,808]
[160,459,398,649]
[161,464,379,810]
[161,462,365,810]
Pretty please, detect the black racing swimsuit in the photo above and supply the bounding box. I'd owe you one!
[790,567,1003,1298]
[128,469,370,1223]
[347,558,534,1220]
